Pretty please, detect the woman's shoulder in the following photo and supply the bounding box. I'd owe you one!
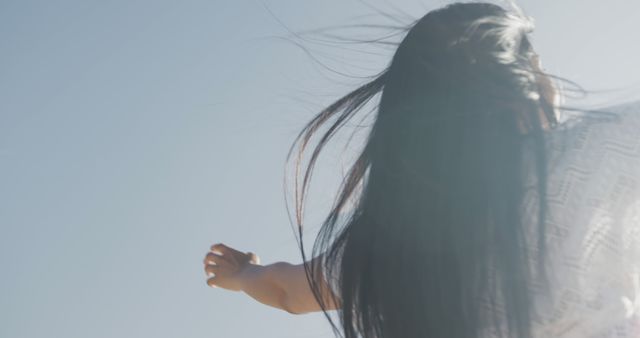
[523,98,640,337]
[538,99,640,164]
[553,99,640,134]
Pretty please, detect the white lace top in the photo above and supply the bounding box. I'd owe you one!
[484,100,640,337]
[325,101,640,337]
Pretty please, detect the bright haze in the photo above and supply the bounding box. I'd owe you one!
[1,1,639,338]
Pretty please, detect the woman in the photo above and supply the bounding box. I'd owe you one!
[203,2,640,337]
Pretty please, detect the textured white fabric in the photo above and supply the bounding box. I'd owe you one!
[327,101,640,337]
[485,100,640,337]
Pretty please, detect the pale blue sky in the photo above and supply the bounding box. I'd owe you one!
[1,1,639,338]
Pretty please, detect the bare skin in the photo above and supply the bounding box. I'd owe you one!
[203,243,339,314]
[203,56,559,315]
[518,54,559,134]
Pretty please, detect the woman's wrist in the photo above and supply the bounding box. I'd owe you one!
[237,262,265,292]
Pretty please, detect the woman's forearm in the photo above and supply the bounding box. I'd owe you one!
[204,243,331,314]
[238,262,294,313]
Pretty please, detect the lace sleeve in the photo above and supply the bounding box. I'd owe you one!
[524,100,640,337]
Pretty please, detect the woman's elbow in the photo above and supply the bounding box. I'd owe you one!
[281,296,310,315]
[283,307,306,315]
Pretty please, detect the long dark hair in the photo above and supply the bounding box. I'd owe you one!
[284,2,617,337]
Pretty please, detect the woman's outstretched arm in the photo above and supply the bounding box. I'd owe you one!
[203,243,340,314]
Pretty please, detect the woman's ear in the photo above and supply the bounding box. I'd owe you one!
[515,55,559,135]
[531,55,557,105]
[531,54,559,129]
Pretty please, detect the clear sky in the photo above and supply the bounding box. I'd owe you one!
[2,1,639,338]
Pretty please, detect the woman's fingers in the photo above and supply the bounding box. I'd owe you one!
[206,276,219,288]
[204,264,220,276]
[211,243,234,254]
[204,252,233,266]
[210,243,243,264]
[204,243,254,291]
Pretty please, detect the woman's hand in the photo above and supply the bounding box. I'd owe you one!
[203,243,340,313]
[203,243,261,291]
